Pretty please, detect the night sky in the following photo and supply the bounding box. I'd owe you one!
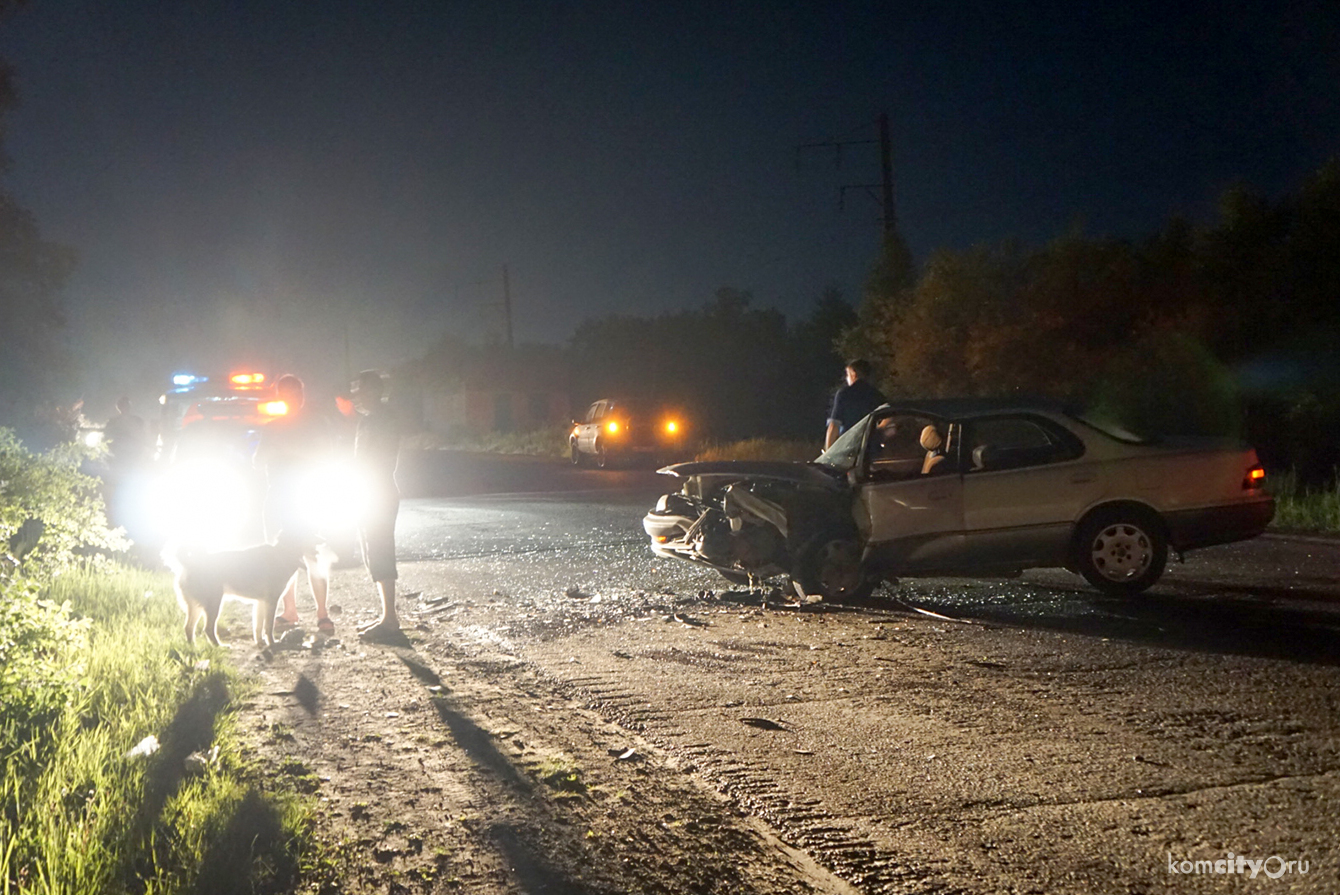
[2,1,1337,413]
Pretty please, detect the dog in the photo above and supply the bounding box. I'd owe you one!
[163,532,323,647]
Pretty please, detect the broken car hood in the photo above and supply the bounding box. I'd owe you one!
[656,460,846,490]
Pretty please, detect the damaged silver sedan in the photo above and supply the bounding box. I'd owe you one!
[643,401,1275,600]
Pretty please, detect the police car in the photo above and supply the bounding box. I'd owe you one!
[138,371,368,554]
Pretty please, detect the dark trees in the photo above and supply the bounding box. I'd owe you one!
[569,287,856,442]
[846,158,1340,478]
[0,4,76,440]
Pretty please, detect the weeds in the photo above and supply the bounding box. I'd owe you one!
[1,564,316,894]
[405,424,572,459]
[694,437,821,463]
[535,757,587,794]
[1269,468,1340,533]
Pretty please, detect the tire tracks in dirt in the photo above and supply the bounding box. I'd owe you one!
[240,614,861,895]
[538,667,937,895]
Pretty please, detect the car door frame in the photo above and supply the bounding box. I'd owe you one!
[577,400,607,454]
[958,412,1101,569]
[851,408,968,575]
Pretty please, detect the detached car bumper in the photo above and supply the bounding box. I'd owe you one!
[643,508,695,559]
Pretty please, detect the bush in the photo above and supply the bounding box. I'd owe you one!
[1268,468,1340,532]
[1086,332,1242,439]
[0,579,90,770]
[0,428,127,582]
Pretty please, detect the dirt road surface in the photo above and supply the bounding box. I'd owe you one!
[233,471,1339,894]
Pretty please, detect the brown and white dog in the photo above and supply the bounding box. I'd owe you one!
[163,532,318,647]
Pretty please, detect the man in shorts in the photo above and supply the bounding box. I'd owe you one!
[349,370,406,644]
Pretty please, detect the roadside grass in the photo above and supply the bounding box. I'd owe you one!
[404,424,571,459]
[1269,468,1340,533]
[693,438,821,463]
[2,564,317,895]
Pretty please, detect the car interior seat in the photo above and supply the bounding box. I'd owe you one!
[920,425,945,475]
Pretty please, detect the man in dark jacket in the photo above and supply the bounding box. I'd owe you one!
[825,359,886,449]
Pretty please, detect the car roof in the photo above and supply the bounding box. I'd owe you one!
[883,397,1076,422]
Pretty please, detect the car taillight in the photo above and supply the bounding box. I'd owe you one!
[1243,465,1266,489]
[606,421,620,434]
[260,400,289,417]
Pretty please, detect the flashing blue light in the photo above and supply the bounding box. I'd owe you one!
[172,373,205,387]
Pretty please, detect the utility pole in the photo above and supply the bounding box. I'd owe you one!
[502,263,513,349]
[797,111,899,238]
[877,112,896,238]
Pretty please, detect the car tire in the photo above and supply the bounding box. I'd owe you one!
[1075,508,1168,595]
[796,534,875,602]
[595,442,609,469]
[570,439,584,467]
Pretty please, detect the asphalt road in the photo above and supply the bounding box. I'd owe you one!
[387,452,1340,893]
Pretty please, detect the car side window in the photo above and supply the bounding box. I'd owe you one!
[585,402,604,423]
[866,414,952,481]
[967,416,1083,472]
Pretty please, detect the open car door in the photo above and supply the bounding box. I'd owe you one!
[853,409,966,575]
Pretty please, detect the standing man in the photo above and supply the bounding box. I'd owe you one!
[825,359,886,449]
[255,374,334,636]
[349,370,405,645]
[102,396,150,530]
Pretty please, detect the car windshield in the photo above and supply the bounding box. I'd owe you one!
[815,415,871,472]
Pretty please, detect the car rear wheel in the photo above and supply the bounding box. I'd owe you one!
[1076,509,1168,594]
[594,441,609,469]
[570,439,585,467]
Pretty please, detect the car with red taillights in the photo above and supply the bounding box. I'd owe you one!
[643,400,1275,600]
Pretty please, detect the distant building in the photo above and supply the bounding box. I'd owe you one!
[419,343,570,436]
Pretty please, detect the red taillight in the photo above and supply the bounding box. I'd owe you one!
[1243,465,1266,489]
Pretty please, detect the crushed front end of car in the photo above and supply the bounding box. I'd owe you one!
[643,458,872,599]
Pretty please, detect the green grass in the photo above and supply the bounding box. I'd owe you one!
[1268,469,1340,533]
[2,565,317,895]
[693,437,822,463]
[405,423,572,459]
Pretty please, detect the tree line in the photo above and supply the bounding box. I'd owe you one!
[845,159,1340,481]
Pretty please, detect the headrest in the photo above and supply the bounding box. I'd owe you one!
[920,425,942,451]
